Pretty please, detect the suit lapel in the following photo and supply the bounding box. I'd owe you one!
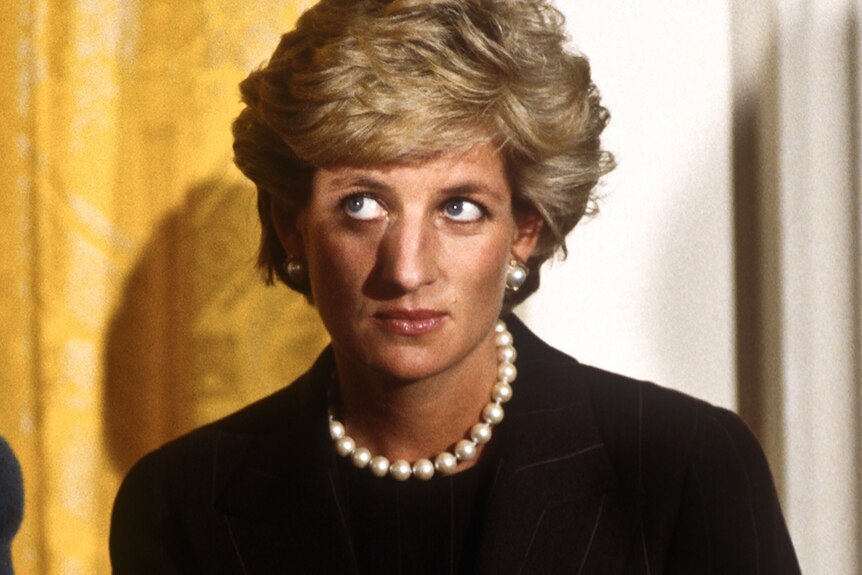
[213,350,359,574]
[476,317,641,574]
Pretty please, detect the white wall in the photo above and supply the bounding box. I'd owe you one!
[521,0,736,409]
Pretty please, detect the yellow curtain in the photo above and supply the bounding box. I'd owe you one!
[0,1,325,572]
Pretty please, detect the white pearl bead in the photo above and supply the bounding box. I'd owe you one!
[454,439,477,461]
[335,436,355,457]
[497,362,517,383]
[369,456,390,477]
[495,331,513,347]
[389,459,412,481]
[494,320,507,333]
[496,345,517,363]
[329,420,345,440]
[483,403,504,424]
[491,382,513,403]
[508,266,527,286]
[412,459,435,480]
[351,447,372,468]
[435,452,458,475]
[470,423,492,444]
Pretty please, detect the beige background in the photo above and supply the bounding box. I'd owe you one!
[525,1,861,573]
[0,0,858,573]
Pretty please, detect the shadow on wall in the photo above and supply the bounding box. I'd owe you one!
[731,9,862,527]
[103,198,192,476]
[103,175,328,475]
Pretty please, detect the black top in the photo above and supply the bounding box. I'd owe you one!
[0,436,24,575]
[110,315,801,574]
[339,451,497,575]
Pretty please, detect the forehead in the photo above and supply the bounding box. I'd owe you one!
[314,142,510,193]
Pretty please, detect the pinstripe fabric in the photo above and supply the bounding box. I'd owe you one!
[111,316,800,573]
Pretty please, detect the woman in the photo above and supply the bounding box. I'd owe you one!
[111,0,801,572]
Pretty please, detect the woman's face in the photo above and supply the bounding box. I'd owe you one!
[276,142,541,382]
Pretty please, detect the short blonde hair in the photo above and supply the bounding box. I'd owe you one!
[233,0,614,308]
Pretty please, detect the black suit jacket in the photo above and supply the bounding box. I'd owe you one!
[110,316,800,573]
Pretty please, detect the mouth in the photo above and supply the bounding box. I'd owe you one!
[373,309,448,336]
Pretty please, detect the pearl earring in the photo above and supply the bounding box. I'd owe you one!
[505,259,528,292]
[283,257,307,288]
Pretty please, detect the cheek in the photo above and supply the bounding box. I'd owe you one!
[305,232,372,301]
[445,233,512,294]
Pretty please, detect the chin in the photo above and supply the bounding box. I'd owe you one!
[365,348,448,383]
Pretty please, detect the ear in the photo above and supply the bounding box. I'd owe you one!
[270,196,305,259]
[511,209,544,262]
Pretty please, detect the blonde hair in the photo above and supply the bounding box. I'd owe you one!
[233,0,614,307]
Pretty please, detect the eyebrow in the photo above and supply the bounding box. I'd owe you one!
[441,183,504,198]
[327,176,391,191]
[327,175,507,200]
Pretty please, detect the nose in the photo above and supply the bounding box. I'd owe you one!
[375,217,436,293]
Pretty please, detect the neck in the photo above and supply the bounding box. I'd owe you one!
[331,329,498,464]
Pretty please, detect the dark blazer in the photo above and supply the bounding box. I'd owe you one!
[110,316,800,574]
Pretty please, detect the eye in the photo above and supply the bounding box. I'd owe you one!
[443,198,484,222]
[343,194,386,220]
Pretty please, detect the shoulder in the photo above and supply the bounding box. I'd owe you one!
[110,366,327,569]
[582,365,766,496]
[522,334,775,507]
[115,366,319,492]
[509,315,767,490]
[110,365,321,534]
[583,368,799,571]
[509,316,798,571]
[111,380,294,512]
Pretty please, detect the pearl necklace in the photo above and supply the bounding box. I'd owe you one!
[328,320,516,481]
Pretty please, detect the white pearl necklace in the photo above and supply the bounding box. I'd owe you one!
[328,320,516,481]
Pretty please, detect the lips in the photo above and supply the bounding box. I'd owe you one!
[373,309,448,336]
